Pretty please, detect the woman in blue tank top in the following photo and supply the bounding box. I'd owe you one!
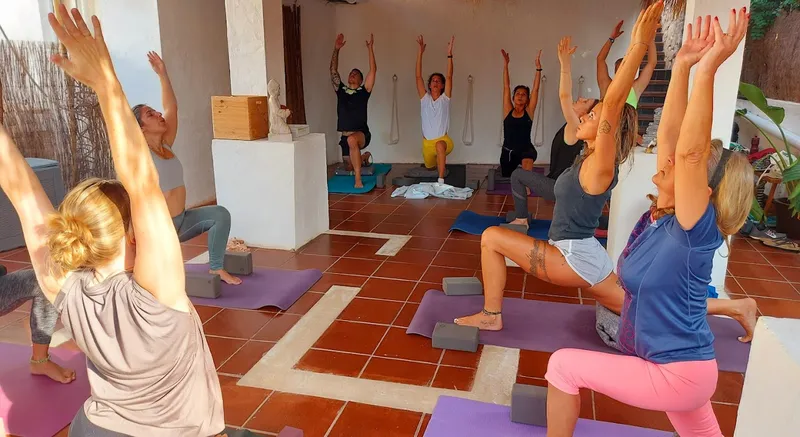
[545,10,753,437]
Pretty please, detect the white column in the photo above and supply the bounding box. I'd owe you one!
[606,0,750,296]
[223,0,285,100]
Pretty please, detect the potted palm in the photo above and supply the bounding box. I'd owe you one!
[737,82,800,239]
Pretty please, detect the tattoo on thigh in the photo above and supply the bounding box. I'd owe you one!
[526,240,550,281]
[599,120,612,135]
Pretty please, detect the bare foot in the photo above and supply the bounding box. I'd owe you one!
[454,311,503,331]
[361,152,372,166]
[354,179,364,189]
[212,269,243,285]
[526,187,531,196]
[30,359,76,384]
[510,218,528,226]
[731,297,758,343]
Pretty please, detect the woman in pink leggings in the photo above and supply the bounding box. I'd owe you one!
[545,9,752,437]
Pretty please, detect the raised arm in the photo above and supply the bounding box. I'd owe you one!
[501,50,512,115]
[597,20,624,98]
[657,15,714,171]
[147,51,178,146]
[674,8,748,230]
[48,7,187,310]
[331,34,345,92]
[528,49,542,118]
[557,37,581,145]
[0,125,59,301]
[364,33,377,93]
[632,38,658,98]
[445,36,454,98]
[593,4,662,179]
[415,35,426,99]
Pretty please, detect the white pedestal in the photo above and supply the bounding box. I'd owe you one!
[606,148,729,295]
[212,133,329,250]
[735,317,800,437]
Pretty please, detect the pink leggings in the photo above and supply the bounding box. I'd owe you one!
[545,348,722,437]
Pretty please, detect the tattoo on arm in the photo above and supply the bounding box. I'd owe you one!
[599,120,612,135]
[526,240,550,282]
[330,48,341,89]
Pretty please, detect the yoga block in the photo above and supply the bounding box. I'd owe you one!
[467,179,480,190]
[511,383,548,426]
[185,271,221,299]
[224,251,253,275]
[277,426,304,437]
[376,172,386,188]
[500,222,527,235]
[334,165,375,176]
[211,96,268,140]
[223,427,261,437]
[443,277,483,296]
[392,176,416,187]
[432,322,479,352]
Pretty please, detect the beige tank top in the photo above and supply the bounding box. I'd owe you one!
[55,270,224,436]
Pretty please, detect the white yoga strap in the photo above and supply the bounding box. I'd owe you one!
[532,75,546,147]
[389,74,400,145]
[462,75,474,146]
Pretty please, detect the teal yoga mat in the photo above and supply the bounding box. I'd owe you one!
[327,163,392,194]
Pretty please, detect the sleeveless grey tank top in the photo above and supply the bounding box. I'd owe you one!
[55,270,224,436]
[150,145,185,192]
[549,160,619,241]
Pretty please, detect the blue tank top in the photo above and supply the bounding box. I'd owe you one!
[549,160,618,241]
[617,205,720,364]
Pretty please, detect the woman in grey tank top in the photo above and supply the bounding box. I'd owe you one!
[0,8,224,436]
[132,52,241,286]
[454,28,648,331]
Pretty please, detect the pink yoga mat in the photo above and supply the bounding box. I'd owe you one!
[1,342,90,437]
[424,396,672,436]
[185,265,322,310]
[407,290,751,373]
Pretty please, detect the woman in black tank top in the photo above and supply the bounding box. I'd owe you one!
[499,50,542,177]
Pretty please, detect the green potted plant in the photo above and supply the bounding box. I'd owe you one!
[737,82,800,238]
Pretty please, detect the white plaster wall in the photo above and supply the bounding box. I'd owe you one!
[94,0,163,113]
[225,0,269,95]
[157,0,231,207]
[293,0,339,164]
[264,0,286,104]
[307,0,640,164]
[0,0,46,41]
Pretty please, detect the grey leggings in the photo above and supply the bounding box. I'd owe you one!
[510,167,557,219]
[70,407,131,436]
[173,206,232,270]
[0,268,57,345]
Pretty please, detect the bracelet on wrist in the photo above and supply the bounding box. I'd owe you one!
[536,69,543,72]
[609,37,615,43]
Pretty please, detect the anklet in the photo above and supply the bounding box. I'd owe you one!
[30,354,50,364]
[482,308,502,316]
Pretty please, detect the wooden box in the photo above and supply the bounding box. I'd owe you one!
[211,96,268,140]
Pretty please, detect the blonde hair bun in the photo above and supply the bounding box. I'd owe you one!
[47,213,94,272]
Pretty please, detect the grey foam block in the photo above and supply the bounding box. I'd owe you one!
[406,166,450,178]
[223,427,261,437]
[511,383,548,426]
[224,251,253,276]
[500,222,527,235]
[432,322,479,352]
[376,172,386,188]
[443,277,483,296]
[185,271,221,299]
[276,426,304,437]
[466,179,480,190]
[334,165,375,176]
[392,176,417,187]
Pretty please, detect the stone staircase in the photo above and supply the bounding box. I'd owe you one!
[637,30,670,137]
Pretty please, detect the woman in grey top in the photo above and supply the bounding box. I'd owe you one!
[132,52,241,285]
[0,8,224,436]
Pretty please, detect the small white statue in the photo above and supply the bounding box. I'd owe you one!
[268,79,291,137]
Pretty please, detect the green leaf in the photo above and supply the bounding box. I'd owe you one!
[782,161,800,183]
[789,183,800,200]
[739,83,786,125]
[751,197,765,222]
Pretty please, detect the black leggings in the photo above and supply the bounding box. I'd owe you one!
[500,145,537,177]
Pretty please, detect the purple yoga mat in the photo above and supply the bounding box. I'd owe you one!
[486,182,539,197]
[185,265,322,310]
[407,290,751,373]
[424,396,672,437]
[1,343,90,437]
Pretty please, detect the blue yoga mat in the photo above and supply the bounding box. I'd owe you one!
[327,163,392,194]
[450,210,608,246]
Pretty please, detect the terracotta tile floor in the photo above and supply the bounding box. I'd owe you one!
[2,187,799,436]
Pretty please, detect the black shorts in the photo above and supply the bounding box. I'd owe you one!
[500,145,537,177]
[340,130,372,157]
